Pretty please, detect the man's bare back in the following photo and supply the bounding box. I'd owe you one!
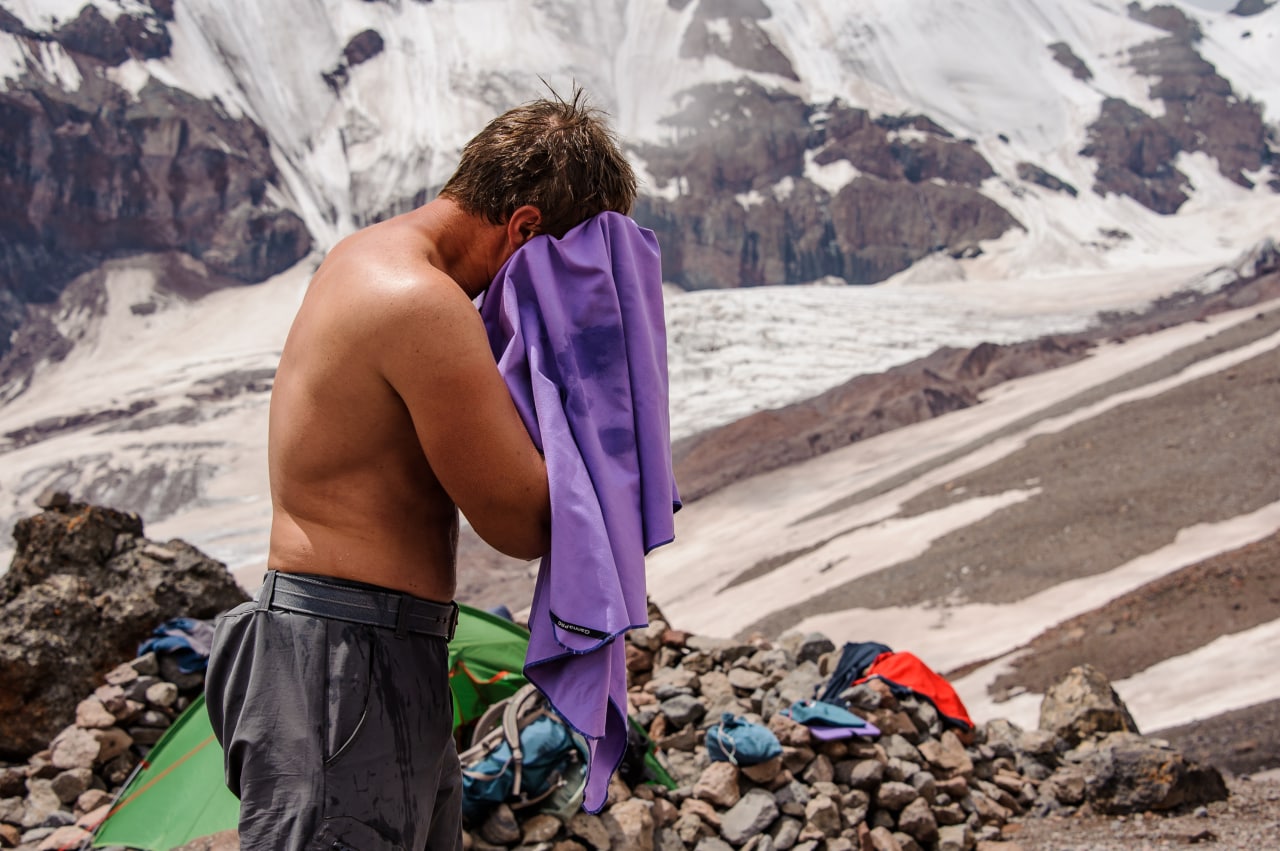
[266,199,551,602]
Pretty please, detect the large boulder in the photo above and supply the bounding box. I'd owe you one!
[0,499,249,757]
[1038,664,1140,747]
[1065,732,1228,814]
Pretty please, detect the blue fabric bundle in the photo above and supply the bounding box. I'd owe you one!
[704,713,783,766]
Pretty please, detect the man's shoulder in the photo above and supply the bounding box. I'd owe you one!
[323,225,460,306]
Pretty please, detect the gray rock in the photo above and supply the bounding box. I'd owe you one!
[1038,665,1140,746]
[896,797,938,844]
[1069,732,1228,814]
[935,823,972,851]
[875,781,918,811]
[770,817,802,850]
[796,634,835,665]
[720,789,779,845]
[603,799,655,851]
[803,794,841,837]
[661,695,708,728]
[838,758,884,790]
[882,735,923,765]
[694,838,734,851]
[48,769,92,805]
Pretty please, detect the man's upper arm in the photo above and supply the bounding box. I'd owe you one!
[377,274,550,559]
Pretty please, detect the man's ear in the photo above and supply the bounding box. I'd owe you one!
[506,205,543,248]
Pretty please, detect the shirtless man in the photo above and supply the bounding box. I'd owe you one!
[205,92,637,851]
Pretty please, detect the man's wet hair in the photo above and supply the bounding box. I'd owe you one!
[440,87,637,239]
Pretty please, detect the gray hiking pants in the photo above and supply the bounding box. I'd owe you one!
[205,571,463,851]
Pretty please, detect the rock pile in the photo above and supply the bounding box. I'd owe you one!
[457,623,1224,851]
[0,651,206,851]
[0,496,249,757]
[0,502,1230,851]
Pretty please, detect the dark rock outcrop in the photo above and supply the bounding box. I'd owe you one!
[679,0,798,81]
[0,21,312,362]
[1084,4,1278,211]
[0,501,248,757]
[1016,162,1079,197]
[1049,41,1093,81]
[1081,98,1190,214]
[1231,0,1276,15]
[323,29,387,89]
[633,83,1020,288]
[1127,2,1203,40]
[52,3,172,66]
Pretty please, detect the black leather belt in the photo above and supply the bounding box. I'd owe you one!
[256,570,458,640]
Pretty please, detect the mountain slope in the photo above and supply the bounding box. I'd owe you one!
[0,0,1278,581]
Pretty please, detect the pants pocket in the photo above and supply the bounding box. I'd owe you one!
[322,621,375,765]
[307,816,403,851]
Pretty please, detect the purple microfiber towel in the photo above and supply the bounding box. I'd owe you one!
[480,211,680,813]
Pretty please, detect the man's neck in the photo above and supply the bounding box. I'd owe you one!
[406,198,508,299]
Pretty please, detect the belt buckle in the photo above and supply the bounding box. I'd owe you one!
[447,601,459,641]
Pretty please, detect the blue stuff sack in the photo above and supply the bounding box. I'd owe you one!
[704,713,783,766]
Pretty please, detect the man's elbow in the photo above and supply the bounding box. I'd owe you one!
[472,511,550,561]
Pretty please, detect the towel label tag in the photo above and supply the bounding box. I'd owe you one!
[550,611,610,641]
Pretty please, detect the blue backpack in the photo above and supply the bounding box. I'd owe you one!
[459,684,587,824]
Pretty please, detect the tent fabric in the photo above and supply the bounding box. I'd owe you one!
[92,604,532,851]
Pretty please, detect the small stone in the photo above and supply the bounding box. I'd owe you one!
[741,754,784,785]
[693,761,740,808]
[693,838,733,851]
[0,768,26,799]
[720,789,779,845]
[936,823,972,851]
[0,823,19,847]
[519,813,560,844]
[840,758,885,790]
[801,753,834,784]
[103,664,140,687]
[771,817,801,849]
[896,797,939,844]
[49,770,92,805]
[21,780,61,828]
[727,667,766,693]
[568,813,611,850]
[481,803,519,844]
[127,727,166,746]
[129,652,160,676]
[603,798,654,851]
[75,789,112,816]
[145,682,179,708]
[875,781,918,811]
[803,794,841,837]
[49,729,99,771]
[74,698,117,730]
[796,634,835,665]
[36,825,89,851]
[660,695,707,728]
[868,826,903,851]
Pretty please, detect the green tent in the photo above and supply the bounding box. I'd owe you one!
[92,604,531,850]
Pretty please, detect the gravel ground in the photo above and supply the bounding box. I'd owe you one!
[1001,773,1280,850]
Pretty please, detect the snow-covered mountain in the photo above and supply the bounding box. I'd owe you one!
[1,0,1278,576]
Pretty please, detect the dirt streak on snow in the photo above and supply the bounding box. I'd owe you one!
[648,302,1280,733]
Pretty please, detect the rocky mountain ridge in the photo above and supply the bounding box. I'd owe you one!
[2,0,1278,374]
